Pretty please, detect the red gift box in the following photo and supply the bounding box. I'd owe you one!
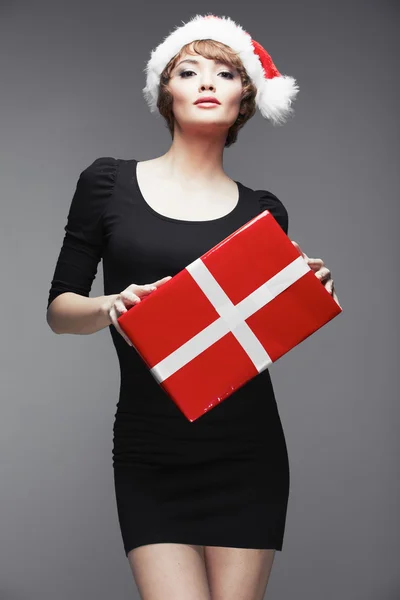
[118,210,342,422]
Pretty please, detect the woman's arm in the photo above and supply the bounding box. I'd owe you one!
[46,157,119,335]
[46,292,118,335]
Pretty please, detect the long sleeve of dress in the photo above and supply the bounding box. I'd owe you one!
[256,189,289,235]
[46,156,118,310]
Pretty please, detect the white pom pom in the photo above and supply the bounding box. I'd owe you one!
[256,75,300,126]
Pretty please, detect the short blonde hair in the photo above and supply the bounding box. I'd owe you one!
[157,39,257,147]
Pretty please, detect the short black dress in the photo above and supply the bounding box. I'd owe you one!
[47,157,291,556]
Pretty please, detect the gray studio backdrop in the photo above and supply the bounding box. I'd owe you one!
[1,1,399,599]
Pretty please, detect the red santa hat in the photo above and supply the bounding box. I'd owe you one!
[143,13,299,126]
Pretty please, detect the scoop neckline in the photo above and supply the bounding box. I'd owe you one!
[132,159,242,224]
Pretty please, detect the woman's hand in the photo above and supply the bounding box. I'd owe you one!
[291,241,342,309]
[102,276,173,346]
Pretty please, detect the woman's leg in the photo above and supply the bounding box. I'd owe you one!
[204,546,276,600]
[128,543,211,600]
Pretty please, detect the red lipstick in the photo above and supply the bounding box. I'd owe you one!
[194,96,221,105]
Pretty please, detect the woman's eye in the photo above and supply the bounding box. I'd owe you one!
[220,71,235,79]
[179,70,234,79]
[179,70,195,78]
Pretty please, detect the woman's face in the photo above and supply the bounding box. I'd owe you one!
[167,53,244,136]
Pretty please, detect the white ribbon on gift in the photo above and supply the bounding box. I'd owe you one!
[150,254,310,383]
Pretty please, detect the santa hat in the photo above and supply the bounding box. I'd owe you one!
[143,13,299,126]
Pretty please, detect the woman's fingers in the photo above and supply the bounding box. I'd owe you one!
[109,306,133,346]
[111,278,173,347]
[307,258,324,269]
[314,266,331,282]
[152,276,173,286]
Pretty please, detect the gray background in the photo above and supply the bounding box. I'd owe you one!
[1,0,399,598]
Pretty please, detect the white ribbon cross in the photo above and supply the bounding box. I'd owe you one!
[150,254,310,383]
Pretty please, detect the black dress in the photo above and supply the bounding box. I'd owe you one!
[47,157,291,556]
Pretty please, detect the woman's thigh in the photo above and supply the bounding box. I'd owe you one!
[127,543,211,600]
[204,546,276,600]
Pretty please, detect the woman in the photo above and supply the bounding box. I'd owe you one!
[46,14,341,600]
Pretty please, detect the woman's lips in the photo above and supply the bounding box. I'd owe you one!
[195,102,220,107]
